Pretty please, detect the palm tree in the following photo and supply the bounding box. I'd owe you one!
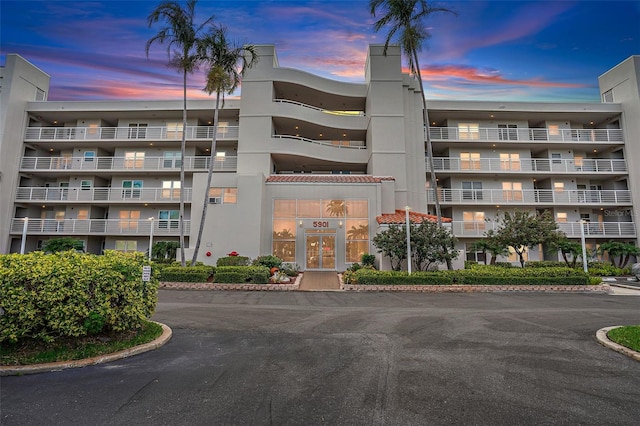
[369,0,455,226]
[146,0,213,266]
[190,25,258,264]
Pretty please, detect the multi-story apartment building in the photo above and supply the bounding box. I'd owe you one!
[1,46,638,270]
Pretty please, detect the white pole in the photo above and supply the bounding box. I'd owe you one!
[20,217,28,254]
[148,217,154,261]
[405,206,412,274]
[580,220,588,273]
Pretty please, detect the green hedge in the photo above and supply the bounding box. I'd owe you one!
[213,266,270,284]
[216,256,250,266]
[350,270,453,285]
[158,266,214,282]
[0,251,158,344]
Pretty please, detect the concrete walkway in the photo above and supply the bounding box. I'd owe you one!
[298,271,340,290]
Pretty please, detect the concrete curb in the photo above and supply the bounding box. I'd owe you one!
[0,322,172,376]
[595,326,640,362]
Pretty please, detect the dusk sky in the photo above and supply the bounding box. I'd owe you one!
[1,0,639,102]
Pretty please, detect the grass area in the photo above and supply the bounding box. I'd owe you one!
[0,321,163,366]
[607,325,640,352]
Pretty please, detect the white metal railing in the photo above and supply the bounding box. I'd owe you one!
[273,99,365,116]
[428,157,627,173]
[10,218,190,235]
[428,127,623,143]
[15,187,193,202]
[273,134,366,149]
[20,156,237,172]
[428,189,632,205]
[24,126,239,141]
[450,221,636,238]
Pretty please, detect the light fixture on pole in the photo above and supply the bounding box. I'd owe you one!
[405,206,412,275]
[148,217,155,261]
[20,217,28,254]
[579,219,588,273]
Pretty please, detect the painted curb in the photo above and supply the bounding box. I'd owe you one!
[596,326,640,362]
[0,322,172,376]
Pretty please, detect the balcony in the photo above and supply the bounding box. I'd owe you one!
[10,218,190,236]
[429,189,632,205]
[272,134,366,149]
[450,221,636,238]
[24,126,239,141]
[428,157,627,174]
[273,99,365,116]
[428,127,623,144]
[15,187,193,203]
[20,156,237,172]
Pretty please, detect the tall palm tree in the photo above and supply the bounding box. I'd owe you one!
[190,25,258,264]
[369,0,455,226]
[146,0,213,266]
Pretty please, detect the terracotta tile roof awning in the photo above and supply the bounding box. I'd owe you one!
[266,175,395,183]
[376,210,452,225]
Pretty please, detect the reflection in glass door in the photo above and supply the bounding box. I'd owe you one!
[306,233,336,270]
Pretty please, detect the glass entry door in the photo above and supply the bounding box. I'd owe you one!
[306,232,336,270]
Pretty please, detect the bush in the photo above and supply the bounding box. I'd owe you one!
[0,251,158,344]
[213,266,270,284]
[252,255,283,269]
[280,262,300,276]
[451,266,589,285]
[216,256,250,266]
[525,261,567,268]
[41,237,84,253]
[361,254,376,268]
[159,266,214,282]
[464,260,478,269]
[350,270,453,285]
[586,262,626,276]
[494,262,514,268]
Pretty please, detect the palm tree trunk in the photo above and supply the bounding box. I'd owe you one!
[191,90,221,264]
[179,70,187,266]
[412,51,442,227]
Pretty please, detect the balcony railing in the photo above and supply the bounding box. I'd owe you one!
[428,127,623,143]
[428,157,627,174]
[273,99,366,116]
[20,156,237,172]
[24,126,239,141]
[10,218,190,236]
[273,134,366,149]
[450,221,636,238]
[428,189,632,205]
[15,187,193,203]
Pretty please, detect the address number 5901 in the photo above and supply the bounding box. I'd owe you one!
[312,221,329,228]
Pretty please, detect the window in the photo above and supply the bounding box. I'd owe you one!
[500,153,520,171]
[163,152,182,168]
[554,182,565,192]
[115,240,138,252]
[602,89,613,103]
[87,123,99,136]
[35,88,46,101]
[580,213,590,222]
[556,212,568,223]
[502,182,523,201]
[166,122,183,139]
[548,124,560,136]
[466,242,486,263]
[77,209,89,220]
[208,187,237,204]
[458,123,479,140]
[124,151,145,169]
[158,210,179,229]
[128,123,148,139]
[574,156,584,171]
[462,182,483,200]
[274,200,297,218]
[298,200,321,217]
[346,206,369,263]
[162,180,181,199]
[119,210,140,230]
[551,153,562,164]
[81,180,92,191]
[122,180,143,199]
[498,124,518,141]
[83,151,96,162]
[463,211,485,232]
[460,152,481,170]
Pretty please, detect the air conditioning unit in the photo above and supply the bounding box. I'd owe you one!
[209,197,222,204]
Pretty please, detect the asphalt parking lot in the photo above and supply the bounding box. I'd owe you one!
[2,290,640,425]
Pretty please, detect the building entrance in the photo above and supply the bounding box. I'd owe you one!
[305,230,336,270]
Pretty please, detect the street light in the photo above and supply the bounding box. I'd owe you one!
[20,217,28,254]
[148,217,154,261]
[579,219,588,273]
[405,206,412,275]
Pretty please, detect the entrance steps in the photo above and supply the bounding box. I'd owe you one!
[299,271,341,291]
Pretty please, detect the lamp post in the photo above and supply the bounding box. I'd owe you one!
[579,219,588,273]
[20,217,28,254]
[405,206,412,274]
[148,217,154,261]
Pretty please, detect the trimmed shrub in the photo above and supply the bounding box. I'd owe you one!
[159,266,214,282]
[0,251,158,344]
[252,255,283,269]
[525,261,567,268]
[351,270,453,285]
[451,266,589,285]
[586,262,626,276]
[213,266,270,284]
[280,262,300,276]
[361,253,376,268]
[216,256,250,266]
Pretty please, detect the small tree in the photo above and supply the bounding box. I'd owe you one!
[41,238,84,253]
[469,233,508,265]
[494,210,563,267]
[411,220,458,271]
[599,241,640,268]
[550,238,582,268]
[372,225,407,271]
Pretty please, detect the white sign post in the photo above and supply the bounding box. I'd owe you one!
[142,265,152,282]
